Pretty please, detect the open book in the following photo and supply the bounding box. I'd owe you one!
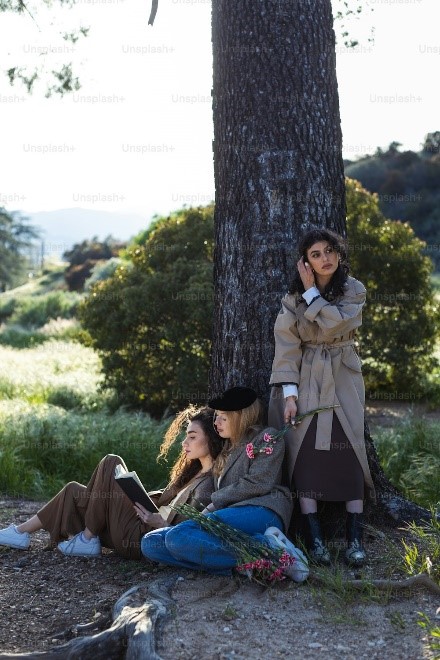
[114,464,159,513]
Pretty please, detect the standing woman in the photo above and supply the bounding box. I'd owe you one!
[141,387,307,580]
[269,229,374,567]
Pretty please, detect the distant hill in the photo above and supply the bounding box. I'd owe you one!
[345,132,440,268]
[27,208,151,257]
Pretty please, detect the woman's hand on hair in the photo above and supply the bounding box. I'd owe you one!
[134,503,165,528]
[297,257,315,290]
[284,396,297,424]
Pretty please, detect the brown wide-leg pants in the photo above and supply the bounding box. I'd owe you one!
[37,454,144,559]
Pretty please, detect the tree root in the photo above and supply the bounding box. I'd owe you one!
[0,576,176,659]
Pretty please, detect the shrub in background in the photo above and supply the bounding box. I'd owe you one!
[80,206,214,417]
[0,297,17,323]
[346,178,440,396]
[8,291,81,329]
[0,327,48,349]
[63,237,126,292]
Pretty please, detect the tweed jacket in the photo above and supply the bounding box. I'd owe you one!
[268,276,375,500]
[149,472,215,525]
[210,428,293,532]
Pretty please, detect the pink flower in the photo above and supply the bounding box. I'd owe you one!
[263,433,272,443]
[264,447,274,455]
[246,443,255,459]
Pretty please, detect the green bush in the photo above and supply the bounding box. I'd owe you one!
[9,291,81,329]
[375,417,440,508]
[0,326,47,348]
[347,178,440,397]
[0,401,174,499]
[80,206,214,417]
[0,297,17,323]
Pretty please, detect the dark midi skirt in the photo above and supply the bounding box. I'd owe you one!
[293,414,364,501]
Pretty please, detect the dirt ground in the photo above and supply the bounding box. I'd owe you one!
[0,404,439,659]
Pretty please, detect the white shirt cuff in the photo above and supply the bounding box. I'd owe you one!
[282,384,298,399]
[302,286,320,305]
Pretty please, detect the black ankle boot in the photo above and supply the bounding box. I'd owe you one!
[302,513,331,565]
[345,512,366,567]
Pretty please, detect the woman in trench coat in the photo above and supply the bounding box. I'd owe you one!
[269,228,374,567]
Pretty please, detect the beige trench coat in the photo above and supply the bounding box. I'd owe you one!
[268,276,375,500]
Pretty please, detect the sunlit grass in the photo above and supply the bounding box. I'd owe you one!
[0,341,107,410]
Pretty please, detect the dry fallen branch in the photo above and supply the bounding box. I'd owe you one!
[310,572,440,596]
[0,576,176,660]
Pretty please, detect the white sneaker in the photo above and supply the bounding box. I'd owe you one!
[264,526,309,583]
[0,524,31,550]
[58,532,101,557]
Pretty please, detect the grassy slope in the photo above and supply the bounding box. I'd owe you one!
[0,265,174,498]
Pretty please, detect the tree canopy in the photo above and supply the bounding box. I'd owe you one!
[0,0,372,96]
[345,133,440,268]
[80,205,214,417]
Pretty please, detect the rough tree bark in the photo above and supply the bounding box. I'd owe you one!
[209,0,430,525]
[210,0,345,394]
[0,579,175,660]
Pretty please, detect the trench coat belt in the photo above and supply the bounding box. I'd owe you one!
[301,340,355,451]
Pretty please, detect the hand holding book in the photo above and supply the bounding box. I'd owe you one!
[133,503,167,529]
[114,464,159,513]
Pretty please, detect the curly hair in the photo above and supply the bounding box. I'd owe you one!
[289,228,349,301]
[158,405,223,490]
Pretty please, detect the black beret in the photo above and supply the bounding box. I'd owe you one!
[208,386,258,411]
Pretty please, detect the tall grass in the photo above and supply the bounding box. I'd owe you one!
[0,401,175,499]
[0,340,180,500]
[374,416,440,509]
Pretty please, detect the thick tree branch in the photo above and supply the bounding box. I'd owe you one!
[148,0,159,26]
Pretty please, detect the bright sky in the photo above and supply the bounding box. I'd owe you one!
[0,0,438,219]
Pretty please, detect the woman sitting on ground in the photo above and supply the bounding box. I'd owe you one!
[141,386,309,582]
[0,406,223,559]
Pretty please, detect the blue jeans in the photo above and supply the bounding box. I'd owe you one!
[141,505,282,575]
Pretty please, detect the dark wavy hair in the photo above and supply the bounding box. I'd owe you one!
[158,405,223,490]
[289,228,349,301]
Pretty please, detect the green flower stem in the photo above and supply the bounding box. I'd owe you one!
[173,504,282,564]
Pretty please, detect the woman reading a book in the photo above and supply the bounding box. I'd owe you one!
[141,386,308,581]
[0,406,223,559]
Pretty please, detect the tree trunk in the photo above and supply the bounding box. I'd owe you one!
[209,0,430,524]
[210,0,345,396]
